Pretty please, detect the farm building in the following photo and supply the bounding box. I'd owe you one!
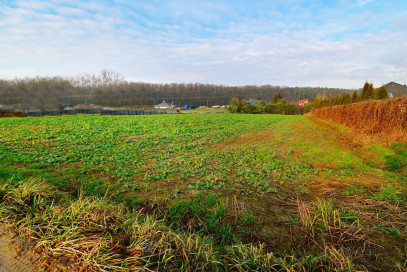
[298,99,310,106]
[154,101,176,109]
[384,82,407,96]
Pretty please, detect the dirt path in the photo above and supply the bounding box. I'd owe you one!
[0,228,36,272]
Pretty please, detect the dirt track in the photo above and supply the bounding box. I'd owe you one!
[0,228,34,272]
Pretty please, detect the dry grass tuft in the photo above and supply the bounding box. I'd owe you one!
[225,243,278,272]
[293,199,371,271]
[323,245,355,272]
[297,199,367,248]
[310,97,407,144]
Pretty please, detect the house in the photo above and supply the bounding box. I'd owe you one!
[154,101,176,109]
[384,82,407,96]
[245,100,262,105]
[298,99,310,106]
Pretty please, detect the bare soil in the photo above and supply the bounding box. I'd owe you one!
[0,228,37,272]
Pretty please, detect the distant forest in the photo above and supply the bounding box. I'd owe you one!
[0,70,352,111]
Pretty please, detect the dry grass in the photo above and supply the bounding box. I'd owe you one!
[310,97,407,144]
[296,200,367,247]
[293,199,370,271]
[2,179,374,271]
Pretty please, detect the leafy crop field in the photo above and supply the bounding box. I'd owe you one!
[0,114,406,271]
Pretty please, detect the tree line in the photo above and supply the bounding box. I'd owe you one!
[306,82,389,111]
[0,70,351,111]
[228,93,301,115]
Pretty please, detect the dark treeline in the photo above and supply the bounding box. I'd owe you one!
[306,82,389,111]
[0,70,351,111]
[228,93,301,115]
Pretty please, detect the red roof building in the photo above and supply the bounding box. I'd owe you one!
[298,99,310,106]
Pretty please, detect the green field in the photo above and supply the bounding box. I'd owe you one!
[0,114,406,271]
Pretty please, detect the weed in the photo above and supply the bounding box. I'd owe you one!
[339,210,360,224]
[172,188,180,199]
[0,166,25,183]
[374,184,404,203]
[241,213,256,224]
[341,185,366,196]
[385,142,407,170]
[368,249,382,261]
[388,227,402,237]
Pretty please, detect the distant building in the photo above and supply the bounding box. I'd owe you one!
[298,99,310,106]
[245,100,262,105]
[155,101,176,109]
[384,82,407,96]
[183,105,196,109]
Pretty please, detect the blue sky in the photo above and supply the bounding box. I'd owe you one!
[0,0,406,88]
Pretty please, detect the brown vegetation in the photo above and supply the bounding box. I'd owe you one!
[0,111,26,117]
[310,97,407,144]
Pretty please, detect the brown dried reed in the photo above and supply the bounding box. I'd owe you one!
[310,97,407,144]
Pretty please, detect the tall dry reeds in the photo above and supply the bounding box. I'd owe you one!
[310,97,407,144]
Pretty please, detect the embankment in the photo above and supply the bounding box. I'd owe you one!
[310,97,407,143]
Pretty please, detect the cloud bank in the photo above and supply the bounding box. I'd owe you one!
[0,0,406,88]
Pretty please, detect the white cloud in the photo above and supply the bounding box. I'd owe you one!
[0,0,406,88]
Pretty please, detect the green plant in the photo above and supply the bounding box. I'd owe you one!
[341,185,367,196]
[374,184,404,203]
[388,227,401,237]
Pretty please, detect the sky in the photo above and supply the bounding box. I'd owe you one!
[0,0,406,88]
